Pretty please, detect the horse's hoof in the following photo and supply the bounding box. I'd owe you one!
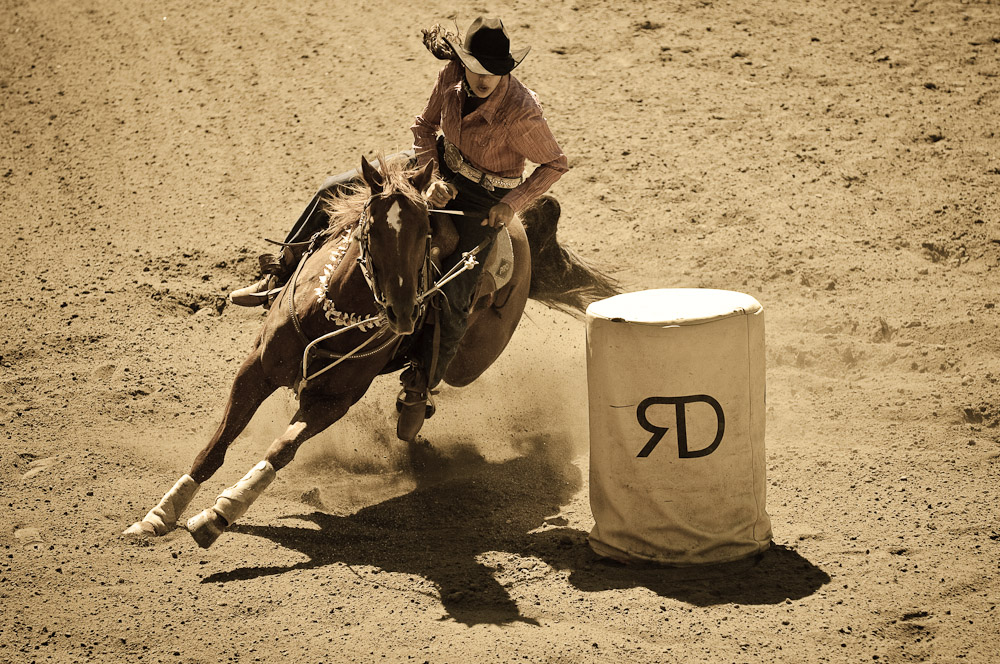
[122,520,157,537]
[187,508,226,549]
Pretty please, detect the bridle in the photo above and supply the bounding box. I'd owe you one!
[288,193,492,395]
[354,196,433,321]
[289,193,428,394]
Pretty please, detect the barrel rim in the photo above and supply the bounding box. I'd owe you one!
[586,288,763,326]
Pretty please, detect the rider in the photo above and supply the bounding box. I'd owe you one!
[396,16,569,440]
[228,17,568,440]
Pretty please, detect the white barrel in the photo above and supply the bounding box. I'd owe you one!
[586,288,771,565]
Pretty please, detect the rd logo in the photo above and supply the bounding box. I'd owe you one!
[635,395,725,458]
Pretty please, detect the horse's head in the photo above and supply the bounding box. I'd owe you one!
[357,155,435,335]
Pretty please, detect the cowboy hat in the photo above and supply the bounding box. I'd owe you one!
[445,17,531,76]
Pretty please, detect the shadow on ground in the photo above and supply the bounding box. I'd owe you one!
[204,434,829,624]
[533,531,831,607]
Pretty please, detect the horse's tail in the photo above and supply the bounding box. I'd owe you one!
[521,195,621,316]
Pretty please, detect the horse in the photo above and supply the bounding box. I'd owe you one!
[123,154,617,549]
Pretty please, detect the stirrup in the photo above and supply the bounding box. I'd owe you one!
[395,388,436,419]
[229,275,280,308]
[229,286,283,309]
[396,389,435,442]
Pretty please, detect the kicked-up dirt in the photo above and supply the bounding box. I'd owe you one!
[1,0,998,662]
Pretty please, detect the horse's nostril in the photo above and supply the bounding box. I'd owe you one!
[386,307,397,323]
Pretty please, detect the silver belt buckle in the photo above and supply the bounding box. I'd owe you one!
[445,140,506,190]
[443,141,460,171]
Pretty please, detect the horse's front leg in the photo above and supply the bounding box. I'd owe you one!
[186,390,353,549]
[123,349,276,537]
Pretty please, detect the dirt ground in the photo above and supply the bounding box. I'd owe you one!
[2,0,999,662]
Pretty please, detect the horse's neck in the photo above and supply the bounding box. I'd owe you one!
[316,231,365,296]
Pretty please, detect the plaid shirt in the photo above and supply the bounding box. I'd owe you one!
[411,61,569,213]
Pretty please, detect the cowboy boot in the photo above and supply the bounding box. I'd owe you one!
[228,244,304,308]
[228,274,279,307]
[396,364,435,442]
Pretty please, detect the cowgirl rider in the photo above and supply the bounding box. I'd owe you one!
[396,16,569,440]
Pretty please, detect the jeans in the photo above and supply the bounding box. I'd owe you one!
[420,163,511,387]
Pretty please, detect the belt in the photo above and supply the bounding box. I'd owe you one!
[442,138,523,192]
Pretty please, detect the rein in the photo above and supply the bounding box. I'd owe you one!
[288,195,489,395]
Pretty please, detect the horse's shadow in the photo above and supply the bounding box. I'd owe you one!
[205,435,829,625]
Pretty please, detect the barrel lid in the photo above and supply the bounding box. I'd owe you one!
[586,288,762,326]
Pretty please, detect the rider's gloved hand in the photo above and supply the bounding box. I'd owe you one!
[482,202,513,228]
[424,181,457,207]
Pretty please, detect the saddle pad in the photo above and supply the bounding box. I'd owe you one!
[483,226,514,292]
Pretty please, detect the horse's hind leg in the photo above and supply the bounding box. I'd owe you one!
[187,390,353,549]
[123,350,276,537]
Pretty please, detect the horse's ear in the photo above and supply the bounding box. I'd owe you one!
[410,159,436,197]
[360,155,384,195]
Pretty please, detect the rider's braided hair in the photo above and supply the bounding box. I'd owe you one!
[421,23,460,61]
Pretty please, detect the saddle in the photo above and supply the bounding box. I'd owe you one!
[478,225,515,300]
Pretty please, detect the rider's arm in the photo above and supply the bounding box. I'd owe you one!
[499,110,569,214]
[411,64,452,178]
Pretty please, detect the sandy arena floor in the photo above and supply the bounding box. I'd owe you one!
[2,0,998,662]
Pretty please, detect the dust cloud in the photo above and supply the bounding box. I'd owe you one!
[232,302,591,507]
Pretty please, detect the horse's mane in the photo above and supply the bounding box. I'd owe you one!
[320,153,427,238]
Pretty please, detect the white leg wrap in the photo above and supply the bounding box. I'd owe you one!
[211,460,276,526]
[124,475,200,536]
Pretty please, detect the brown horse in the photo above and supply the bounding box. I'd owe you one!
[124,155,617,549]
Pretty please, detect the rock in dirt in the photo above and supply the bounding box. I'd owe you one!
[20,453,73,480]
[1,450,28,483]
[14,527,44,547]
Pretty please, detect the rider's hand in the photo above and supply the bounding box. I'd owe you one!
[483,202,514,228]
[424,180,457,207]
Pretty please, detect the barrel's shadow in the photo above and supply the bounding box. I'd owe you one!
[530,529,831,606]
[203,435,828,624]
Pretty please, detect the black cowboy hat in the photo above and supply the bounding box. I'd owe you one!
[445,17,531,76]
